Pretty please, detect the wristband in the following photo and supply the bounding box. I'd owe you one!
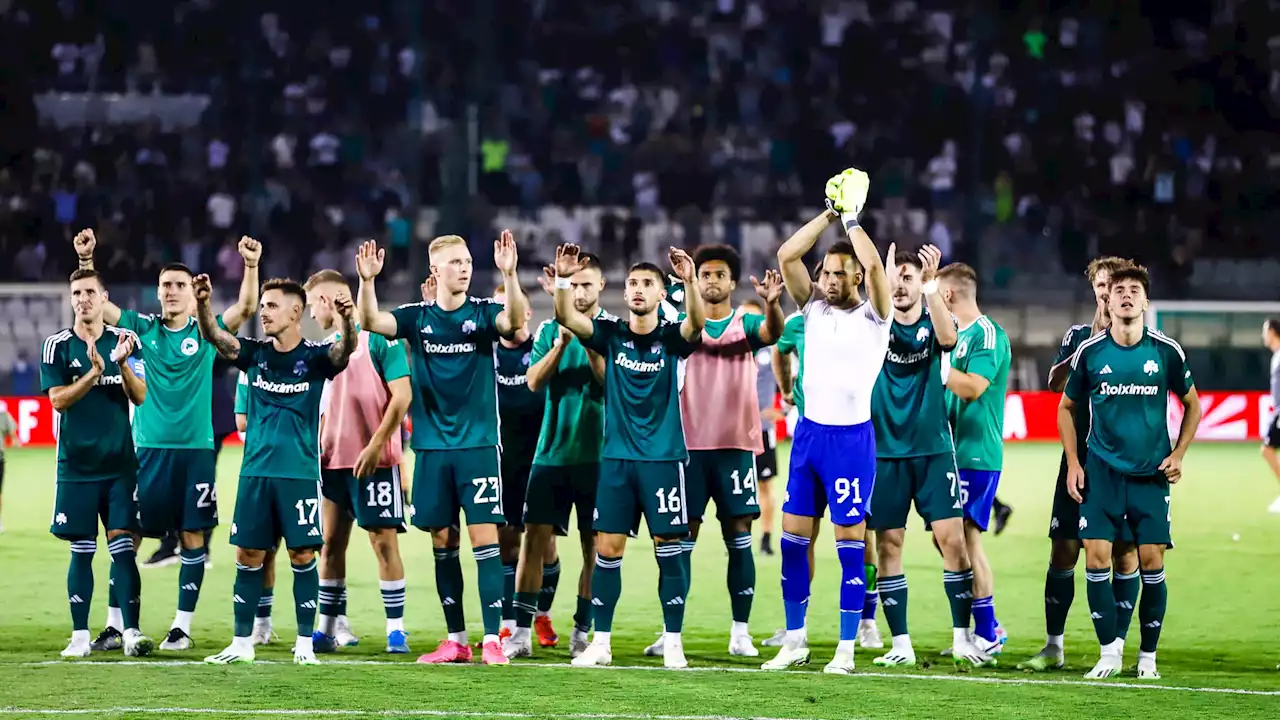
[922,279,939,295]
[840,212,861,232]
[554,276,572,290]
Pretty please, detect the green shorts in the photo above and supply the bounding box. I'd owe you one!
[593,458,688,538]
[524,463,598,536]
[411,447,504,529]
[1079,454,1171,546]
[686,449,760,522]
[50,475,139,540]
[136,448,219,537]
[321,467,407,531]
[869,453,962,531]
[230,476,324,551]
[1050,451,1134,543]
[501,445,535,529]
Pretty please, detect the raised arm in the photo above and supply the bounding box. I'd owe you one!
[193,274,241,360]
[669,248,704,341]
[777,211,834,308]
[828,169,891,319]
[492,230,528,339]
[72,229,122,326]
[220,236,261,334]
[552,244,595,340]
[751,270,785,345]
[918,245,956,349]
[328,293,359,372]
[113,334,146,406]
[355,240,400,337]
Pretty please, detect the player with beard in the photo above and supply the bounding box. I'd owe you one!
[641,245,784,659]
[554,244,705,669]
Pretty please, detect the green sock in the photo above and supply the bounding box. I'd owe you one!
[879,574,909,637]
[1138,568,1167,653]
[1085,567,1118,645]
[68,541,96,631]
[538,559,561,614]
[725,532,755,624]
[591,556,623,633]
[942,569,974,629]
[502,560,518,623]
[107,535,141,630]
[292,559,319,638]
[433,547,467,633]
[573,595,593,633]
[1113,570,1140,641]
[514,591,538,629]
[1044,566,1075,637]
[655,542,689,633]
[257,587,274,619]
[233,563,265,637]
[177,547,207,614]
[474,545,504,637]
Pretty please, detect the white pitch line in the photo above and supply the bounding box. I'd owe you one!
[10,660,1280,697]
[0,709,813,720]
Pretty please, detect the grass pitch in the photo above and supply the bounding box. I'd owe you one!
[1,442,1278,719]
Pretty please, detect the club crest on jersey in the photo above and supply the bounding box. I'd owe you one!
[1143,359,1159,375]
[522,352,531,367]
[649,342,661,355]
[180,337,199,356]
[294,360,307,376]
[955,339,968,358]
[916,326,930,342]
[461,320,477,335]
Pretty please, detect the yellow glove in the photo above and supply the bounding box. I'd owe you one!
[824,168,871,218]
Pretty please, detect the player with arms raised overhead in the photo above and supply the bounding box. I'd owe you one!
[73,228,261,652]
[197,275,357,665]
[938,263,1011,661]
[43,269,150,658]
[1019,257,1141,672]
[356,231,529,666]
[506,255,608,660]
[1060,264,1200,680]
[761,168,892,675]
[639,246,783,659]
[302,271,413,655]
[868,246,991,668]
[554,243,705,669]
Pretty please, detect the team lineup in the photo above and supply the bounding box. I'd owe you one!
[39,167,1203,678]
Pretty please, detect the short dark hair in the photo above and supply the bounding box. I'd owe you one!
[579,252,603,272]
[158,263,194,279]
[261,278,307,305]
[825,240,863,275]
[69,268,103,287]
[1108,264,1150,295]
[693,244,741,281]
[894,249,922,270]
[1266,318,1280,335]
[304,269,348,291]
[1086,256,1134,282]
[627,262,666,284]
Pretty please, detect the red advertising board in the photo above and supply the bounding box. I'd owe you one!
[2,392,1273,447]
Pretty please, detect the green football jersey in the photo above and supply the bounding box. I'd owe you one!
[530,317,605,467]
[1065,328,1193,475]
[40,327,140,482]
[391,298,504,451]
[774,313,805,416]
[233,338,341,481]
[234,371,248,415]
[702,311,768,350]
[117,310,218,450]
[1054,324,1094,453]
[496,335,546,455]
[660,279,686,321]
[946,315,1011,471]
[872,307,954,458]
[582,314,698,462]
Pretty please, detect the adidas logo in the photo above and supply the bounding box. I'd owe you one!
[1090,612,1103,619]
[1144,620,1162,628]
[1045,597,1060,605]
[69,595,84,604]
[845,577,864,586]
[234,594,246,604]
[664,596,685,606]
[307,527,320,537]
[953,591,973,600]
[736,588,754,596]
[380,509,392,518]
[441,597,456,606]
[846,508,860,518]
[487,600,503,608]
[181,583,199,592]
[591,598,604,606]
[422,325,434,334]
[1099,365,1113,375]
[1116,601,1134,610]
[71,358,82,368]
[492,506,503,515]
[881,598,898,607]
[300,600,317,609]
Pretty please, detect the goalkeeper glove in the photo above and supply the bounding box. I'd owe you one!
[824,168,871,218]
